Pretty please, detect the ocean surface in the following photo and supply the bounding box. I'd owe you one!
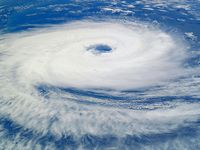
[0,0,200,149]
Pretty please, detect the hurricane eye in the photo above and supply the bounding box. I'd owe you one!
[87,44,112,54]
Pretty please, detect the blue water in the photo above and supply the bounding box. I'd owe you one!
[87,44,112,53]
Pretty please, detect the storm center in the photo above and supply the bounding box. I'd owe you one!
[87,44,112,54]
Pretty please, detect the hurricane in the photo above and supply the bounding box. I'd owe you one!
[0,0,200,149]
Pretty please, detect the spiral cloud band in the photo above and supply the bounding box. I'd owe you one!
[0,20,200,149]
[2,21,187,90]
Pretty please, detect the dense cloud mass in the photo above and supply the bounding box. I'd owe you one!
[1,21,187,89]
